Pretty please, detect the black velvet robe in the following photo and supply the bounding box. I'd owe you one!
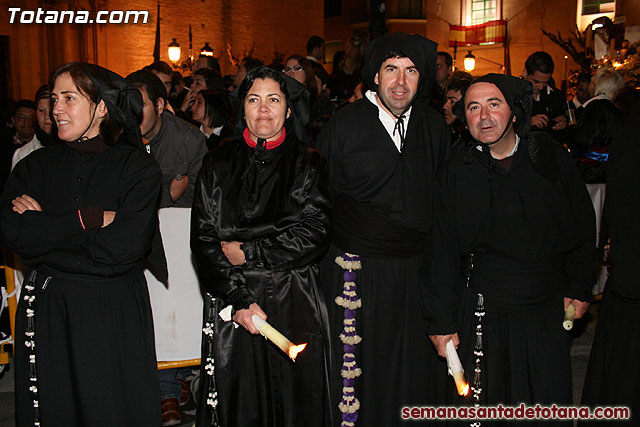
[423,133,596,424]
[569,98,623,184]
[317,97,451,425]
[191,133,333,427]
[0,141,162,426]
[581,97,640,425]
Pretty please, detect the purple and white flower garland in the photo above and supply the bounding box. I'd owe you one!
[335,253,362,427]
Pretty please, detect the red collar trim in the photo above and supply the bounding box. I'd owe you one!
[243,127,286,150]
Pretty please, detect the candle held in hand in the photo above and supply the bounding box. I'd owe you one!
[251,315,308,361]
[563,304,576,331]
[445,340,469,396]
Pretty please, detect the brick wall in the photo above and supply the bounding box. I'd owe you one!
[2,0,324,99]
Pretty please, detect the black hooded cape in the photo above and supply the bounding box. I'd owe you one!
[316,32,451,425]
[423,74,596,420]
[0,63,162,426]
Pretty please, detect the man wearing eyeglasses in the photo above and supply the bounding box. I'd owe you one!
[10,100,36,145]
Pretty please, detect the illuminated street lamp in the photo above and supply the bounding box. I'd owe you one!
[464,51,476,72]
[200,42,214,57]
[168,38,181,64]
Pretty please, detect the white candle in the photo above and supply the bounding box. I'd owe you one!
[251,315,307,361]
[563,304,576,331]
[445,340,469,396]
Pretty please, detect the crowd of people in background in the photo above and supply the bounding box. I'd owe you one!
[0,30,639,427]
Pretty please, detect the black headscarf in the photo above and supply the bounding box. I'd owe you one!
[454,73,533,141]
[361,32,438,102]
[77,63,144,146]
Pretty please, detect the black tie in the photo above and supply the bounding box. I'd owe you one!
[393,115,406,152]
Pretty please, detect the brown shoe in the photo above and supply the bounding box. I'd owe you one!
[177,378,191,406]
[161,398,181,426]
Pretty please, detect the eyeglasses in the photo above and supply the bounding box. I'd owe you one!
[15,114,34,122]
[283,66,304,73]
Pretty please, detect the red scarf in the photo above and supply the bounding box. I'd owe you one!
[243,127,286,150]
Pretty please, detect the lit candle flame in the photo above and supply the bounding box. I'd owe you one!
[446,340,469,397]
[460,383,470,396]
[453,371,469,396]
[288,343,308,360]
[251,315,308,361]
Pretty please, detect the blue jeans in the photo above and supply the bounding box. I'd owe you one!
[159,367,192,400]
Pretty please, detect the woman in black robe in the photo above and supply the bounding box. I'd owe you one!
[191,67,333,426]
[0,63,161,426]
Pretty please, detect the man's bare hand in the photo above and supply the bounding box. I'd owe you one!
[552,115,567,130]
[531,114,549,128]
[12,195,42,214]
[232,303,267,334]
[429,333,460,358]
[170,175,189,202]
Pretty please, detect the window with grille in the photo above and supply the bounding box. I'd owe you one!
[582,0,615,15]
[471,0,498,25]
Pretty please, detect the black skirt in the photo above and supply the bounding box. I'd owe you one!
[450,287,572,426]
[14,267,160,427]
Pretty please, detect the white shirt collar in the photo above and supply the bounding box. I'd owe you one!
[581,94,609,109]
[200,124,223,138]
[476,134,520,159]
[364,90,412,152]
[533,85,553,101]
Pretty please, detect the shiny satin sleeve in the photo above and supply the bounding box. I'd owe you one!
[241,150,331,272]
[191,154,254,310]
